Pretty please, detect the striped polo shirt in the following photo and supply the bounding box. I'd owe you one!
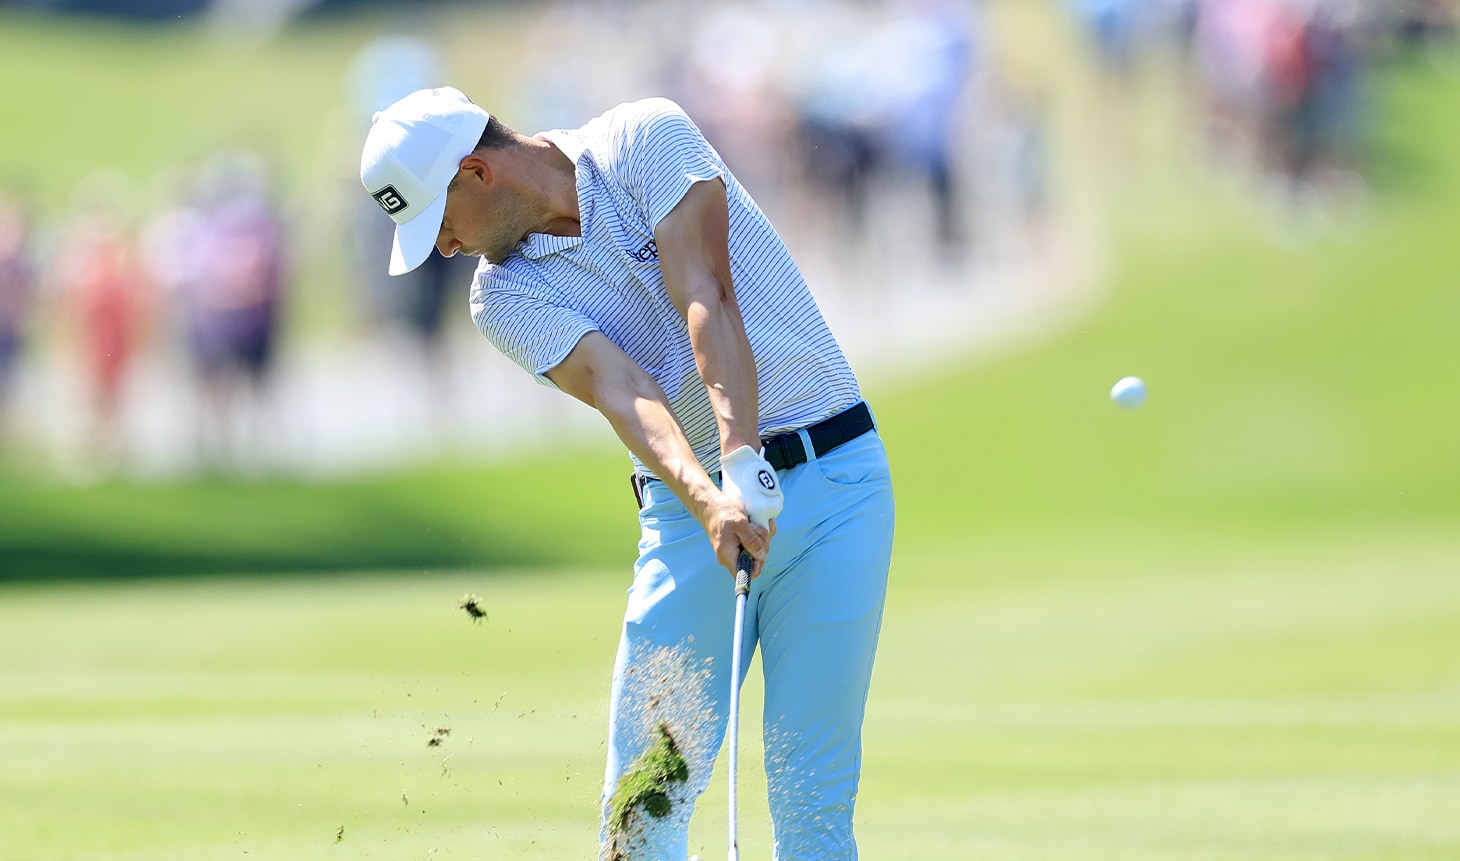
[469,97,861,477]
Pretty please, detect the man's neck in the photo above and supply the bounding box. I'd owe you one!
[532,135,582,238]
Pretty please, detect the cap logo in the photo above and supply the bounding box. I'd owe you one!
[372,185,408,215]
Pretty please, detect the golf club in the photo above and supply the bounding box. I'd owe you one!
[727,546,752,861]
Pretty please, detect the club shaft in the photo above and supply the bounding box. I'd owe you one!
[728,548,752,861]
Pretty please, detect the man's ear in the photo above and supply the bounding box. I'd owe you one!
[457,153,492,186]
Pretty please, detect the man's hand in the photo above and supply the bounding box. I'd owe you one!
[699,487,776,577]
[718,445,784,577]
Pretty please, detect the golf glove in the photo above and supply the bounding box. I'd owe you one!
[720,445,784,527]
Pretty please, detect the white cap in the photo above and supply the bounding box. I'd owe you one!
[360,86,490,275]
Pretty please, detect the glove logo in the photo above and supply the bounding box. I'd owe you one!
[757,469,776,490]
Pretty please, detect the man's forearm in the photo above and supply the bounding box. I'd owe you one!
[655,178,761,455]
[606,384,720,517]
[684,287,760,455]
[545,332,716,515]
[547,332,773,573]
[598,367,773,572]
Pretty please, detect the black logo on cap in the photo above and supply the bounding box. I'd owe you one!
[758,470,776,491]
[372,185,408,215]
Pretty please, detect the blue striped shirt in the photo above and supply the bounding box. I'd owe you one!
[469,98,861,476]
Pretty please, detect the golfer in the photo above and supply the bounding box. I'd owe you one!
[361,87,895,860]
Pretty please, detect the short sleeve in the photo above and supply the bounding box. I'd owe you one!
[605,98,727,231]
[470,265,599,387]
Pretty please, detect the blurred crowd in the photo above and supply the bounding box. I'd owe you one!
[506,0,1050,266]
[1068,0,1456,197]
[0,158,289,474]
[0,0,1452,479]
[0,144,486,478]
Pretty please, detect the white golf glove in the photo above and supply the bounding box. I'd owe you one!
[720,445,784,527]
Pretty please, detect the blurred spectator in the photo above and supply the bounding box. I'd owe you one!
[1394,0,1457,47]
[672,4,798,207]
[1294,2,1366,181]
[1163,0,1373,208]
[983,73,1053,255]
[515,3,614,134]
[773,0,982,257]
[145,152,287,471]
[1258,0,1317,180]
[56,172,150,471]
[790,27,885,241]
[1071,0,1143,74]
[348,33,477,375]
[873,0,979,252]
[0,191,36,442]
[348,33,444,124]
[1167,0,1203,50]
[1191,0,1275,169]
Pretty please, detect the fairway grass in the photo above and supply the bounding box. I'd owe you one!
[4,524,1459,860]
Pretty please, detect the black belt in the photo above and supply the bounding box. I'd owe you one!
[631,401,875,506]
[760,400,874,472]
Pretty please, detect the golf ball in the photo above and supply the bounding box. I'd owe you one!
[1110,376,1147,410]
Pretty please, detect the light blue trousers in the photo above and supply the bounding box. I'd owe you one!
[600,424,895,861]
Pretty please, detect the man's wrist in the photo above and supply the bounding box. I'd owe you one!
[678,471,721,524]
[721,432,760,458]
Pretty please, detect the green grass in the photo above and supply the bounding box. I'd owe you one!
[0,569,618,860]
[3,525,1459,860]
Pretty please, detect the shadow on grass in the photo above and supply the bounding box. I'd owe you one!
[0,455,637,582]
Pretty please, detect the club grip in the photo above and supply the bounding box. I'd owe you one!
[734,548,753,596]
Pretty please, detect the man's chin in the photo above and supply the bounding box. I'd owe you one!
[460,249,496,265]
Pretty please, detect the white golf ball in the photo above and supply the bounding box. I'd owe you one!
[1110,376,1147,410]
